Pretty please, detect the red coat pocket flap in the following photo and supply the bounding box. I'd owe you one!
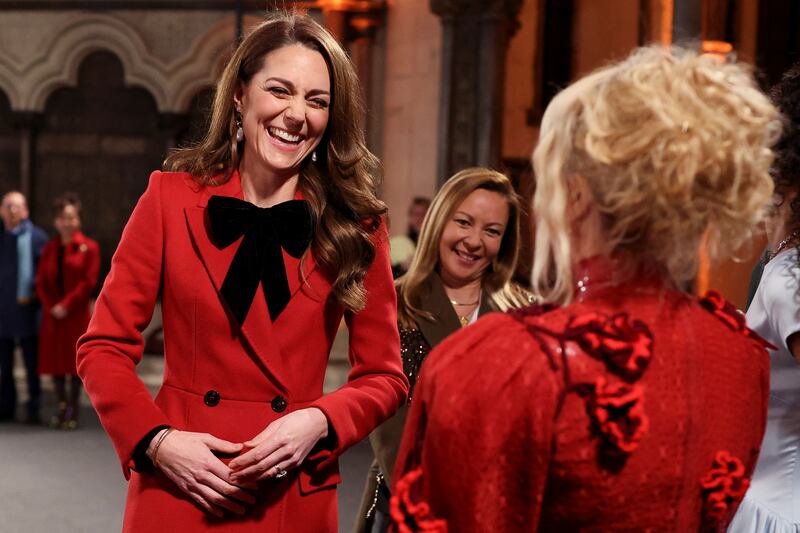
[298,458,341,495]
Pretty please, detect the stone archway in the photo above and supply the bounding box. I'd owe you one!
[35,50,166,283]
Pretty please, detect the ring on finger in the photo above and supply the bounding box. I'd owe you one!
[274,465,288,480]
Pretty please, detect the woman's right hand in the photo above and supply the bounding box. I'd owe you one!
[148,430,257,517]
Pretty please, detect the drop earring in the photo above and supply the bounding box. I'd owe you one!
[235,112,244,143]
[311,151,317,163]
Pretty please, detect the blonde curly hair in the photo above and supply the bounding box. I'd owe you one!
[532,46,781,305]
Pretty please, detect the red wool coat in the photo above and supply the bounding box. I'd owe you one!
[76,171,408,532]
[392,258,770,532]
[36,231,100,376]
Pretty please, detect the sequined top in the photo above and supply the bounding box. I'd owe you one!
[399,327,431,401]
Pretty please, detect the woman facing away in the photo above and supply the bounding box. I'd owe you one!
[76,13,408,532]
[36,193,100,430]
[354,168,533,533]
[728,61,800,533]
[391,46,779,532]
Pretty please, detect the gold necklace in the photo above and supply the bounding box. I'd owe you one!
[451,300,479,327]
[449,298,479,306]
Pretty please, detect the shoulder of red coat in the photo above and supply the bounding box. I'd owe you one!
[148,170,202,194]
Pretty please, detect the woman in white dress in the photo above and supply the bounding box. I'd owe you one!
[729,62,800,532]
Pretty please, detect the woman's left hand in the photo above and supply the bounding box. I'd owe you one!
[51,304,68,319]
[228,407,329,483]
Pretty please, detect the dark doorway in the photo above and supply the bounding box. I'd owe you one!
[0,91,20,195]
[756,0,800,88]
[175,87,215,149]
[35,50,167,286]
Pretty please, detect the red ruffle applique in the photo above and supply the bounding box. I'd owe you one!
[390,467,448,533]
[700,451,750,524]
[699,291,776,351]
[513,309,654,462]
[566,312,654,380]
[511,303,556,319]
[582,376,649,455]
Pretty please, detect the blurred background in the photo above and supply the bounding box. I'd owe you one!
[0,0,797,530]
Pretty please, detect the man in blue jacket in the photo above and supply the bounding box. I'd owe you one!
[0,191,47,423]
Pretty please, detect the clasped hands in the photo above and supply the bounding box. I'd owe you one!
[147,407,329,517]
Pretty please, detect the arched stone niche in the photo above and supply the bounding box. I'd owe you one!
[0,12,259,114]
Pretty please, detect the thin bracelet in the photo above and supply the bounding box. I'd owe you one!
[151,428,175,468]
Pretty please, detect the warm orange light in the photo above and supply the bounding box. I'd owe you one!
[350,17,377,32]
[661,0,674,45]
[696,247,710,295]
[702,40,734,61]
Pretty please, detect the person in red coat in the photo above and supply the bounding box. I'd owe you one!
[37,193,99,429]
[76,13,408,532]
[391,47,780,532]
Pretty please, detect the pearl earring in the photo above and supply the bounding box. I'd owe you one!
[311,151,317,162]
[235,112,244,143]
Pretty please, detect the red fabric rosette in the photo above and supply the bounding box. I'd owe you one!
[699,291,776,351]
[566,312,654,380]
[700,450,750,524]
[390,467,448,533]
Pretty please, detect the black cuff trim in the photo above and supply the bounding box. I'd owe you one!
[132,425,170,472]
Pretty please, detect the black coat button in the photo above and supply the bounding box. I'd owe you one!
[271,395,287,413]
[204,390,221,407]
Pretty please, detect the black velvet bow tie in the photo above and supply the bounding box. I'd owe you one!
[207,195,314,324]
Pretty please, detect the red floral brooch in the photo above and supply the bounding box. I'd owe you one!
[700,451,750,525]
[390,467,448,533]
[580,377,649,455]
[699,291,776,351]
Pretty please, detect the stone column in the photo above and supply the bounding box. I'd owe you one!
[672,0,702,42]
[430,0,523,184]
[702,0,734,42]
[11,112,43,209]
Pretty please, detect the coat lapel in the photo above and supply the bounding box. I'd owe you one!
[415,273,462,349]
[415,274,500,348]
[184,172,299,393]
[478,288,499,316]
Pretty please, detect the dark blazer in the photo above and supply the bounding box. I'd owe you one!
[354,273,498,533]
[76,171,408,532]
[0,219,48,338]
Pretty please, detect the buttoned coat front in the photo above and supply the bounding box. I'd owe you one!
[76,171,408,532]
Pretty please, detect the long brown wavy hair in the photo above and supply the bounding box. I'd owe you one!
[164,12,386,311]
[397,168,530,329]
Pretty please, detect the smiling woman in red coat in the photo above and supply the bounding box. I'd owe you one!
[36,193,99,430]
[391,47,780,532]
[76,12,407,533]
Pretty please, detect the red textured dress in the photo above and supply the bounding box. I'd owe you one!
[36,231,100,375]
[391,257,772,532]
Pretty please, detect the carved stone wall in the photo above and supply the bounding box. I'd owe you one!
[379,1,442,236]
[0,9,256,284]
[0,11,244,114]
